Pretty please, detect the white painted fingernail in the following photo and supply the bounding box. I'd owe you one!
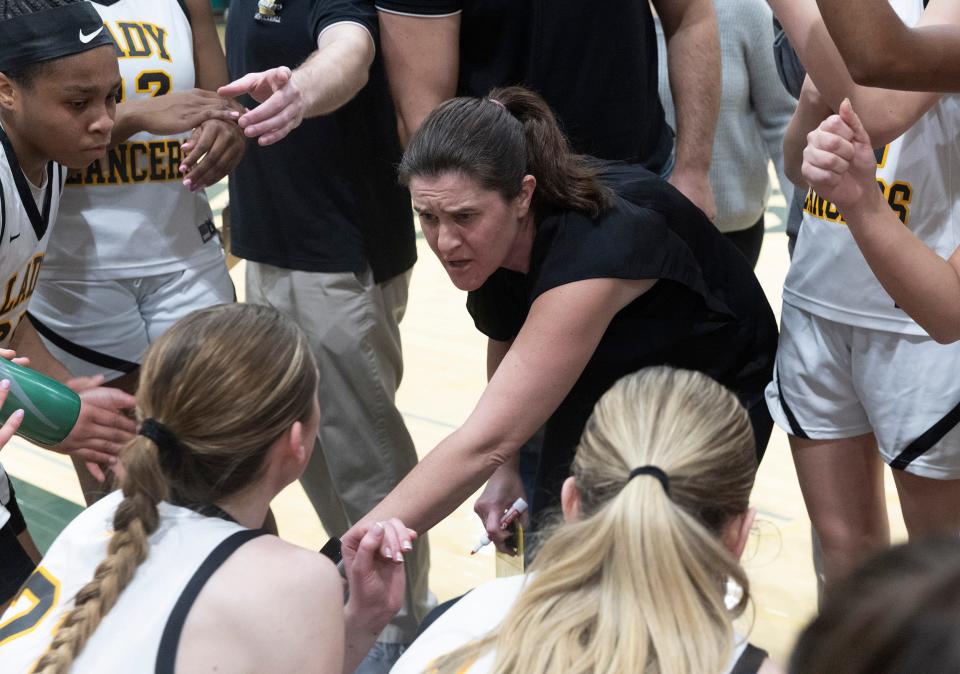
[384,549,393,559]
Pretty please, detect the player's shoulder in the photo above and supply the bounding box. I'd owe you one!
[211,534,342,607]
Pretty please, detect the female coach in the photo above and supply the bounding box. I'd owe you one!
[346,87,778,553]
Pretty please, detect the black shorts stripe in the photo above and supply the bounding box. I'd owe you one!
[776,367,809,440]
[26,312,139,374]
[890,399,960,471]
[155,529,266,674]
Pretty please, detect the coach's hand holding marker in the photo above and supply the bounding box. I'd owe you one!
[471,497,528,555]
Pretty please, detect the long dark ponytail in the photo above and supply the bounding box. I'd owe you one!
[399,86,613,218]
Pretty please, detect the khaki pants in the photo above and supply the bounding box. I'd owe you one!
[246,261,432,643]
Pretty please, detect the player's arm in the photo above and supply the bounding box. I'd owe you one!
[218,22,376,146]
[187,0,229,91]
[803,101,960,343]
[653,0,721,221]
[178,0,246,190]
[342,277,656,547]
[769,0,947,145]
[784,77,835,186]
[376,5,460,146]
[817,0,960,91]
[10,318,136,469]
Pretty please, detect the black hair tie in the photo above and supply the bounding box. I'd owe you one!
[139,418,184,472]
[627,465,670,496]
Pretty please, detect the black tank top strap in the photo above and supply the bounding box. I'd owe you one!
[730,642,768,674]
[155,528,266,674]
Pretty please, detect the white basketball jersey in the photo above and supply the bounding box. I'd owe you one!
[0,491,261,672]
[0,127,64,530]
[42,0,221,281]
[784,0,960,336]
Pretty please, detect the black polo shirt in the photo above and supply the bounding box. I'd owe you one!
[226,0,416,282]
[376,0,674,171]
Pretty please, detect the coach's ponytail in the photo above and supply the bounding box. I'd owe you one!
[399,86,612,218]
[433,367,758,674]
[34,304,319,674]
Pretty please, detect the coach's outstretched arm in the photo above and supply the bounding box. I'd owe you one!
[218,23,375,146]
[817,0,960,91]
[803,100,960,344]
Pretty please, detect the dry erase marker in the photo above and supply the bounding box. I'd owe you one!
[470,497,528,555]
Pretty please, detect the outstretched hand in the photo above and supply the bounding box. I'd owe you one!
[801,99,878,212]
[180,119,247,191]
[342,519,414,631]
[56,376,137,483]
[218,67,306,146]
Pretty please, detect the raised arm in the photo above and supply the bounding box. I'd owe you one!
[817,0,960,91]
[342,277,655,550]
[769,0,946,145]
[376,6,459,145]
[219,22,376,145]
[179,0,245,190]
[803,100,960,343]
[653,0,721,220]
[783,77,834,186]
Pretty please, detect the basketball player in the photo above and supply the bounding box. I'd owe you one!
[28,0,245,504]
[0,303,415,674]
[0,0,145,605]
[767,0,960,582]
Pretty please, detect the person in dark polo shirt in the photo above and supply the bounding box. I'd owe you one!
[221,2,429,669]
[373,0,721,220]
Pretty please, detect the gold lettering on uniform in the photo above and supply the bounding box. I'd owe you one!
[0,275,18,314]
[67,142,184,186]
[107,147,129,183]
[103,23,125,57]
[141,24,172,62]
[83,159,107,186]
[118,22,151,58]
[130,143,149,182]
[27,256,43,296]
[166,140,182,178]
[148,142,165,181]
[0,255,45,317]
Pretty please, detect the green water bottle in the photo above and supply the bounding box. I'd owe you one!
[0,359,81,446]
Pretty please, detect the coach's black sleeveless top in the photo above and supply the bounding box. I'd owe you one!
[467,164,778,515]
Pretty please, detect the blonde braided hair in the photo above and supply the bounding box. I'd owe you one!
[32,304,318,673]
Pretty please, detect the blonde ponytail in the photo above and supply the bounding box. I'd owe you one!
[434,367,757,674]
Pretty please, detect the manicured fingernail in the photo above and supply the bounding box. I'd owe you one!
[401,541,412,551]
[396,551,404,563]
[183,179,193,190]
[229,111,240,118]
[384,549,393,559]
[13,409,23,419]
[0,379,10,390]
[179,164,187,173]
